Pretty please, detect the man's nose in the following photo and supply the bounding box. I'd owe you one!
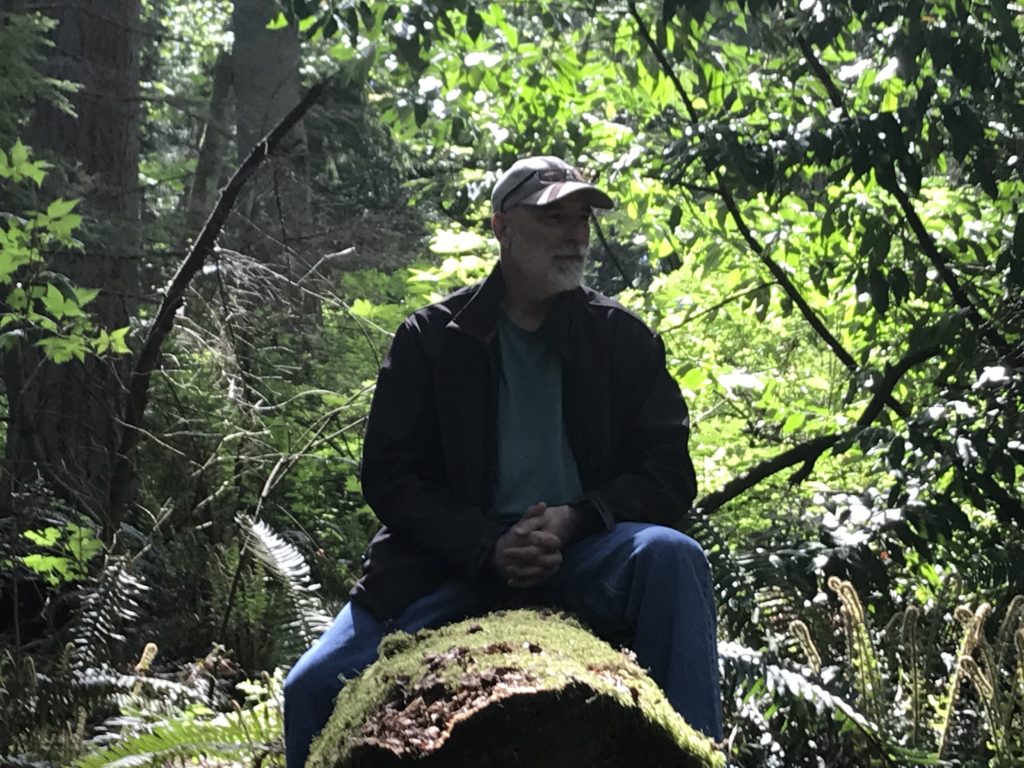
[566,219,590,245]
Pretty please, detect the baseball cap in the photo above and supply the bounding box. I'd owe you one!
[491,156,614,213]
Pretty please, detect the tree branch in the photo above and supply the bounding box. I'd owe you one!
[105,77,333,544]
[795,35,1014,360]
[626,2,908,419]
[887,184,1013,358]
[591,216,631,284]
[659,280,775,332]
[696,345,940,514]
[796,35,844,109]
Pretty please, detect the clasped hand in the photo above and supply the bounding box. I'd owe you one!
[492,502,581,589]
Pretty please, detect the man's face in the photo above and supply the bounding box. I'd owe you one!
[495,197,592,299]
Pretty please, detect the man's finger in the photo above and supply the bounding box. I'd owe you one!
[503,544,560,563]
[507,550,561,572]
[527,530,561,551]
[512,502,548,535]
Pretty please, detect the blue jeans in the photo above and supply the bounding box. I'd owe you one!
[283,523,722,767]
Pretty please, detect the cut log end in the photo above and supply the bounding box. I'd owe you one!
[308,609,723,768]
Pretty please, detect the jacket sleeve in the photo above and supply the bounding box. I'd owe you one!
[575,326,697,530]
[360,317,506,577]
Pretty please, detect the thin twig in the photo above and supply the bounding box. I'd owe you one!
[106,77,333,544]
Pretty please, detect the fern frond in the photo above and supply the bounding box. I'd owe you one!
[72,667,212,708]
[74,673,285,768]
[721,641,878,733]
[934,602,988,758]
[70,556,148,671]
[239,514,333,650]
[720,641,941,765]
[73,702,282,768]
[828,576,888,731]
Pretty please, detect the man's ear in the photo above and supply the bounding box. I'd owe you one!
[491,213,509,240]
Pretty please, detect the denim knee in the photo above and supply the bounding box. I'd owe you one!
[284,648,345,714]
[632,527,709,578]
[283,657,315,709]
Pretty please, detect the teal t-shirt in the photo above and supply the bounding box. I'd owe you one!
[491,312,583,525]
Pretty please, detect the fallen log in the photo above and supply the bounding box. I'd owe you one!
[307,609,723,768]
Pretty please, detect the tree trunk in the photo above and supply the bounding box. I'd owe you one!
[230,0,314,312]
[308,610,723,768]
[1,0,141,545]
[184,48,234,242]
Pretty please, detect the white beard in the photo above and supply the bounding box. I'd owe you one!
[546,257,586,294]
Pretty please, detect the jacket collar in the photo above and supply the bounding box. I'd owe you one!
[448,264,580,360]
[446,264,505,342]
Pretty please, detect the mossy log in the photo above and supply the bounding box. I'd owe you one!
[307,609,723,768]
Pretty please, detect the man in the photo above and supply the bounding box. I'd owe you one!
[284,156,722,767]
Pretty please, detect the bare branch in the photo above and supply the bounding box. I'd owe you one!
[106,77,333,543]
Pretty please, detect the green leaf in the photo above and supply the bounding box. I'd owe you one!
[24,527,62,547]
[36,335,89,363]
[328,40,356,61]
[46,198,79,219]
[64,523,103,566]
[73,286,100,307]
[868,269,890,314]
[40,283,67,319]
[23,162,47,187]
[679,366,708,391]
[22,554,69,585]
[889,267,911,304]
[266,11,288,29]
[782,412,807,434]
[350,298,374,318]
[49,212,81,240]
[11,139,28,168]
[108,326,131,354]
[92,329,111,355]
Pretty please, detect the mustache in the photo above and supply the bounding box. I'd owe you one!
[556,245,588,258]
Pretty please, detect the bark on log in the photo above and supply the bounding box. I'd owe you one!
[307,609,723,768]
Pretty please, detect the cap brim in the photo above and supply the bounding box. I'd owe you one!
[518,182,614,210]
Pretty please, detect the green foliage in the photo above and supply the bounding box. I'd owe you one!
[723,578,1024,766]
[73,669,284,768]
[0,142,131,362]
[0,11,78,147]
[208,539,281,671]
[21,522,103,586]
[6,0,1023,765]
[237,515,334,660]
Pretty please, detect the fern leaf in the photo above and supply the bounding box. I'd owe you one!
[74,698,282,768]
[239,515,333,647]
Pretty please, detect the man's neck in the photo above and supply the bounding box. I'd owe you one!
[501,286,554,331]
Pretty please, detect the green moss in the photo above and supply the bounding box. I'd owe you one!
[307,609,723,768]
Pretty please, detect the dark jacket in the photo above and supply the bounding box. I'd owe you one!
[349,266,697,620]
